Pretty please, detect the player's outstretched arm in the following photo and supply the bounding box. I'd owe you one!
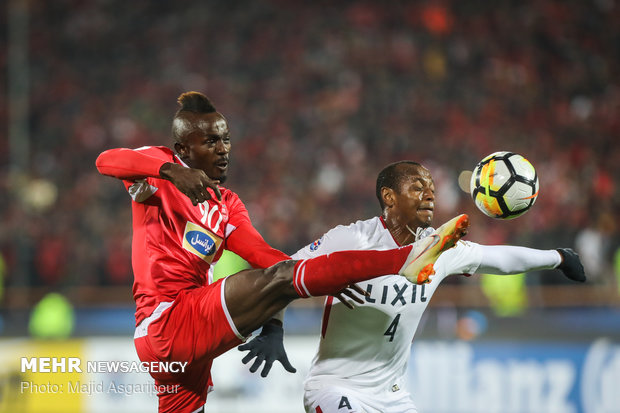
[96,148,222,203]
[475,244,586,282]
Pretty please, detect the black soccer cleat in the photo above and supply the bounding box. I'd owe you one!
[556,248,586,283]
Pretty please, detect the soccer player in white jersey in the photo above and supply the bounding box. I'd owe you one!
[292,161,585,413]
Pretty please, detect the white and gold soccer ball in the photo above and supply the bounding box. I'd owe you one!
[470,151,539,219]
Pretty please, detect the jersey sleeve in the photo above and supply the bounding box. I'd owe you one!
[437,241,562,280]
[475,244,561,275]
[226,222,290,268]
[291,223,365,260]
[224,193,290,268]
[95,146,170,181]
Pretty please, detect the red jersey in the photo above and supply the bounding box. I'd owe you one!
[96,146,289,324]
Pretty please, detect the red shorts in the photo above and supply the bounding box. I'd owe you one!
[134,278,245,413]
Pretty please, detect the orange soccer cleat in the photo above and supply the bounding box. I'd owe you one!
[399,214,470,284]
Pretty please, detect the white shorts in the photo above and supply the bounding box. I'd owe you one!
[303,384,419,413]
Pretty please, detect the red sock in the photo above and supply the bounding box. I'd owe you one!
[292,246,413,298]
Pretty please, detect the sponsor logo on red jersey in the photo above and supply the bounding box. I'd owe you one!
[182,221,223,263]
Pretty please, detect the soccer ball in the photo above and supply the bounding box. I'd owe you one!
[470,151,539,219]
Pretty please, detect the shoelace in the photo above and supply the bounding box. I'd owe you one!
[408,225,435,242]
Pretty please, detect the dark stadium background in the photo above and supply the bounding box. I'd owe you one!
[1,1,619,412]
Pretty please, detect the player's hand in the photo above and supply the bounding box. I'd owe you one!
[159,162,222,204]
[238,322,296,378]
[556,248,586,282]
[334,283,368,309]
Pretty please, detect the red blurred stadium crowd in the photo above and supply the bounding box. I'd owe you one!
[0,0,618,292]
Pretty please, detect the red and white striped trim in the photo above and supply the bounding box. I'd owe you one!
[293,259,312,298]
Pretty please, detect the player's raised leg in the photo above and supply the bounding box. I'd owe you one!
[225,214,469,336]
[225,249,410,336]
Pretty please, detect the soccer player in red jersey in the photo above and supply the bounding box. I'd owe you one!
[96,91,469,413]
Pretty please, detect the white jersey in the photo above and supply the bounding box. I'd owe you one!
[292,216,483,396]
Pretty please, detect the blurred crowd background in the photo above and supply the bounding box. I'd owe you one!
[1,0,619,313]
